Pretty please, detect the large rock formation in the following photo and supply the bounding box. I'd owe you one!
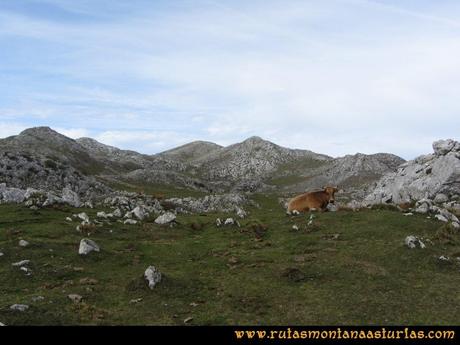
[364,139,460,204]
[281,152,405,200]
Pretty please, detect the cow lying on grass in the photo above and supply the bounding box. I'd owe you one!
[287,186,339,213]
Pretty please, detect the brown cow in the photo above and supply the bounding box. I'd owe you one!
[287,186,339,213]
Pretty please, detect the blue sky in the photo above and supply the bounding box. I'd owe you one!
[1,0,460,159]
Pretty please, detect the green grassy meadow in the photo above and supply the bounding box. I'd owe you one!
[1,195,459,325]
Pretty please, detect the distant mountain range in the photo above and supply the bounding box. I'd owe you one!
[0,127,405,200]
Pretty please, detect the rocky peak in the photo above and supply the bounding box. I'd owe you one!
[241,136,265,144]
[159,140,223,163]
[195,136,331,181]
[19,126,59,137]
[5,126,79,148]
[1,126,94,166]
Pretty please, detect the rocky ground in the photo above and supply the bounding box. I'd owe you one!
[1,128,460,325]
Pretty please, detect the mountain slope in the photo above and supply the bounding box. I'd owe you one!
[158,141,223,163]
[280,153,404,199]
[0,127,105,175]
[195,136,331,181]
[0,127,406,198]
[77,137,186,173]
[0,127,109,196]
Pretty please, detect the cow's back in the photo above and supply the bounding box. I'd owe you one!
[288,191,328,212]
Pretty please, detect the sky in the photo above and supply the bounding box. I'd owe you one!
[0,0,460,159]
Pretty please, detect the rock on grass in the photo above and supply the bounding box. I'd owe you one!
[405,235,426,249]
[78,239,100,255]
[10,304,29,312]
[144,266,162,289]
[154,212,176,225]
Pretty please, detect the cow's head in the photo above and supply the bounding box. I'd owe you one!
[323,186,339,204]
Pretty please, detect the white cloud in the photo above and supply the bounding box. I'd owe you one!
[54,127,91,139]
[0,122,29,139]
[94,130,200,154]
[0,0,459,159]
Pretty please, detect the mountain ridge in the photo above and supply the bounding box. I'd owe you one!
[0,126,405,198]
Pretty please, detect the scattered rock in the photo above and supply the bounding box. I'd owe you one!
[236,207,247,219]
[0,185,27,203]
[12,260,30,267]
[18,240,29,247]
[228,257,239,265]
[65,217,73,222]
[144,266,162,289]
[405,235,426,249]
[403,213,413,216]
[292,225,299,231]
[184,317,193,324]
[434,193,449,204]
[440,208,459,222]
[77,212,90,223]
[438,255,450,261]
[164,193,247,214]
[112,208,123,218]
[124,219,138,225]
[346,200,361,211]
[62,187,81,207]
[78,238,100,255]
[415,203,429,214]
[323,233,340,240]
[68,294,83,303]
[154,212,176,225]
[10,304,29,312]
[31,296,44,302]
[97,211,109,219]
[435,214,449,222]
[326,203,339,212]
[224,218,235,226]
[20,266,31,275]
[215,218,222,227]
[133,205,149,220]
[130,298,143,304]
[79,277,98,285]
